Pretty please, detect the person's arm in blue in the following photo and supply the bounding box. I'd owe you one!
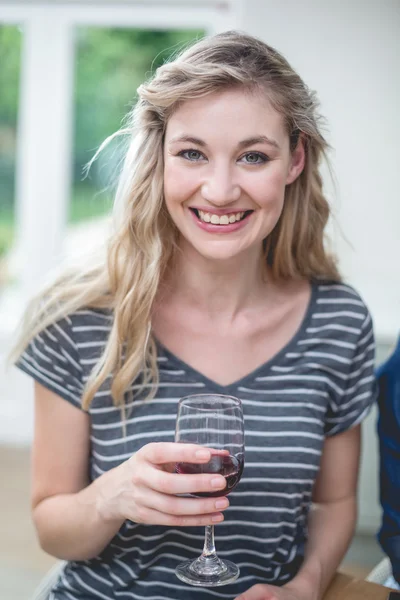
[377,336,400,585]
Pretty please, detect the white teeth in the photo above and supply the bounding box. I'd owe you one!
[197,210,247,225]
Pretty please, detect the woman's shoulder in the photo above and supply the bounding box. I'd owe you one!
[36,306,112,338]
[14,306,113,407]
[67,306,113,329]
[313,279,372,322]
[29,307,114,356]
[63,307,113,348]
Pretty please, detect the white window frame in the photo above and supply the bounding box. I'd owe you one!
[0,1,241,303]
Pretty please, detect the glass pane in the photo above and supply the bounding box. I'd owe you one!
[71,28,204,224]
[0,25,22,263]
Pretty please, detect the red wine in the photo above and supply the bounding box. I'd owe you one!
[176,454,244,497]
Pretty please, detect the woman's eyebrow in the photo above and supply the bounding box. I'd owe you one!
[168,134,281,150]
[237,136,280,150]
[168,135,206,146]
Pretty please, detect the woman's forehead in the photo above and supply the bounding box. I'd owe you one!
[164,88,288,147]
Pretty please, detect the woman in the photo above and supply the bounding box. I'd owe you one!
[14,31,376,600]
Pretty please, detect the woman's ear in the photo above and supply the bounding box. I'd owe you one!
[286,136,305,185]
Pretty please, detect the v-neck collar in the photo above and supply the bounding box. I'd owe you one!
[155,282,318,393]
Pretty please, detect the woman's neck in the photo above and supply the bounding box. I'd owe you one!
[159,243,268,320]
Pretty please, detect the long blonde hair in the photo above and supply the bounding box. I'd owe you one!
[12,30,340,410]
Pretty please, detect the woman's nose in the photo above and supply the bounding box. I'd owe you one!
[200,167,241,205]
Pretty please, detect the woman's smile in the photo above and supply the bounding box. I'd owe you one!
[188,206,254,232]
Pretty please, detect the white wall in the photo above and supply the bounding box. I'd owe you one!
[239,0,399,533]
[240,0,400,343]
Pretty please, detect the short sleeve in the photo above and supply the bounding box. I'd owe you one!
[324,310,378,436]
[15,316,84,409]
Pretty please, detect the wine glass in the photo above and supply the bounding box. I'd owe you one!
[174,393,245,587]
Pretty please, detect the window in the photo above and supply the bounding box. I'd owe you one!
[0,25,21,262]
[71,27,204,224]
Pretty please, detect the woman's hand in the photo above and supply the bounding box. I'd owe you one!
[235,582,311,600]
[95,442,229,527]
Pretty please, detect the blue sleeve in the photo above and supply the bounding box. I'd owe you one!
[377,339,400,584]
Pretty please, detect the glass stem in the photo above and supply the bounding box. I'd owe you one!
[202,525,217,558]
[187,526,227,577]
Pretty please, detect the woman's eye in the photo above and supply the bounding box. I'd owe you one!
[241,152,269,165]
[179,149,204,161]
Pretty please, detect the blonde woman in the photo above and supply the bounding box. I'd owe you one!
[14,31,377,600]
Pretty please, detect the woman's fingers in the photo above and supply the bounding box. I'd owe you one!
[140,442,220,465]
[135,486,229,516]
[125,442,230,525]
[133,504,225,527]
[143,467,226,496]
[135,442,227,495]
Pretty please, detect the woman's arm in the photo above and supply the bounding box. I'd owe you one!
[32,382,229,561]
[31,382,125,560]
[283,424,361,600]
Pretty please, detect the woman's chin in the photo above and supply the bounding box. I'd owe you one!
[186,241,258,264]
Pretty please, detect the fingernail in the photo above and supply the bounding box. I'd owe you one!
[212,513,224,522]
[215,498,229,509]
[196,450,210,460]
[211,477,225,488]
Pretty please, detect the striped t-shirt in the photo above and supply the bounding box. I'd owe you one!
[17,281,377,600]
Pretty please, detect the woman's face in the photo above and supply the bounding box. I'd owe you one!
[163,87,304,264]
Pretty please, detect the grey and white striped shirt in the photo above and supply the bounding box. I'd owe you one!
[17,281,377,599]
